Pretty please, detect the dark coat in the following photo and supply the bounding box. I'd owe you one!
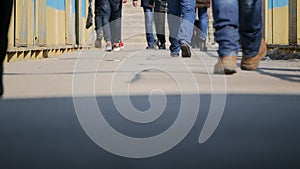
[196,0,210,8]
[141,0,154,8]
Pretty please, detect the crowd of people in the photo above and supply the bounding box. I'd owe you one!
[93,0,211,54]
[0,0,266,97]
[91,0,265,75]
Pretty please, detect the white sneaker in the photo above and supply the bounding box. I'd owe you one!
[113,43,121,52]
[105,42,112,52]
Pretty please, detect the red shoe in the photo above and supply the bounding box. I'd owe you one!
[119,41,125,49]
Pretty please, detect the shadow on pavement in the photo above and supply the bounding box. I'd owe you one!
[258,67,300,83]
[0,94,299,169]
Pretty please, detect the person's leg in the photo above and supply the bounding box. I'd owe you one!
[167,0,181,56]
[101,0,112,43]
[143,7,155,48]
[213,0,239,57]
[198,8,208,40]
[109,0,122,49]
[95,0,103,48]
[117,0,124,49]
[154,0,167,49]
[239,0,262,58]
[239,0,267,70]
[212,0,239,74]
[239,0,266,70]
[0,0,13,97]
[178,0,196,45]
[178,0,195,57]
[198,7,208,51]
[191,18,200,48]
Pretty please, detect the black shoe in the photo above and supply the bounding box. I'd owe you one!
[0,64,3,97]
[158,43,166,50]
[180,44,191,58]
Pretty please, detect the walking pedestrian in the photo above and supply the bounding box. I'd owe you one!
[167,0,196,57]
[0,0,13,97]
[95,0,104,48]
[212,0,266,74]
[133,0,167,50]
[196,0,210,51]
[139,0,156,49]
[154,0,167,49]
[101,0,127,52]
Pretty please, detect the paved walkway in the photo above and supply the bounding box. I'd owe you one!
[2,46,300,98]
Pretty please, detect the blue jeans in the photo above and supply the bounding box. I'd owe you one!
[198,7,208,40]
[101,0,122,44]
[167,0,196,54]
[212,0,262,58]
[143,7,155,48]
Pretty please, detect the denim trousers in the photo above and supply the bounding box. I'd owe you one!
[95,0,103,39]
[212,0,263,58]
[154,0,167,44]
[143,7,155,48]
[167,0,196,54]
[101,0,122,44]
[198,7,208,40]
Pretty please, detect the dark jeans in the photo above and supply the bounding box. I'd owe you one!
[143,7,155,48]
[212,0,262,58]
[0,0,13,96]
[154,0,167,45]
[95,0,103,39]
[101,0,122,44]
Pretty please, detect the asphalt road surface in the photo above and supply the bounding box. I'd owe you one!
[0,94,299,169]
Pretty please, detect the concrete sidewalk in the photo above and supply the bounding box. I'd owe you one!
[2,45,300,99]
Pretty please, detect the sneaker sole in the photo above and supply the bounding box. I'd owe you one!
[113,48,121,52]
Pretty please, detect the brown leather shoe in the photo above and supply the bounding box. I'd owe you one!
[214,56,237,75]
[241,39,267,70]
